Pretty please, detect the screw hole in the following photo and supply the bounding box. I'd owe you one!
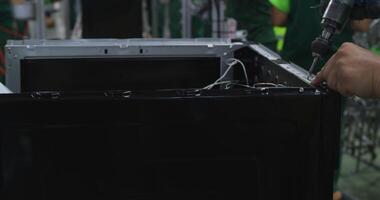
[104,49,108,54]
[140,49,143,54]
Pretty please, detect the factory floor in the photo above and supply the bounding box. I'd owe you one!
[339,152,380,200]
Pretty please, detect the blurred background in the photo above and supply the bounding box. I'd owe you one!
[1,1,380,199]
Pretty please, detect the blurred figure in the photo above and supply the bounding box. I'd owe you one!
[225,0,277,51]
[155,0,211,38]
[0,0,27,84]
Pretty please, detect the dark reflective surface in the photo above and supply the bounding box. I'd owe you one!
[0,90,340,200]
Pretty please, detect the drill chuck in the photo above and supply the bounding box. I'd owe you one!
[312,0,355,59]
[309,0,354,75]
[309,0,380,76]
[311,27,336,57]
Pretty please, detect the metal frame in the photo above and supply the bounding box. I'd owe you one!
[5,38,243,93]
[181,0,195,38]
[343,97,380,173]
[34,0,46,39]
[211,0,226,38]
[1,38,341,200]
[249,44,314,85]
[181,0,226,38]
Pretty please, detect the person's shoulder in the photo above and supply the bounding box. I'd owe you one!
[269,0,290,14]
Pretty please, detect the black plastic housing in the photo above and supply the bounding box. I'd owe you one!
[0,88,340,200]
[0,43,341,200]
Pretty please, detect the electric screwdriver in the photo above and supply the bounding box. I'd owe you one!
[309,0,380,76]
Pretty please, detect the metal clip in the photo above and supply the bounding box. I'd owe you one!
[31,91,61,100]
[178,89,202,97]
[104,91,132,98]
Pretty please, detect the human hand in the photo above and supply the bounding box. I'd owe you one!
[312,42,380,98]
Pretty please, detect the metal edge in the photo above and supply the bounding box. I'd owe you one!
[5,39,244,93]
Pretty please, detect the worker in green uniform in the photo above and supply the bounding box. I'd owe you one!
[225,0,277,51]
[0,0,26,84]
[270,0,370,71]
[0,0,13,84]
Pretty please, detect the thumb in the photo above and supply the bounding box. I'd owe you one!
[312,72,323,86]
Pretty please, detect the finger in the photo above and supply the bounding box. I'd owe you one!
[334,64,350,96]
[327,64,339,91]
[312,54,337,85]
[321,53,337,79]
[312,71,323,85]
[323,55,340,88]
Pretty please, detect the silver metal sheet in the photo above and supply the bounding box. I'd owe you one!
[250,44,281,61]
[279,63,314,84]
[6,39,244,92]
[0,83,12,94]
